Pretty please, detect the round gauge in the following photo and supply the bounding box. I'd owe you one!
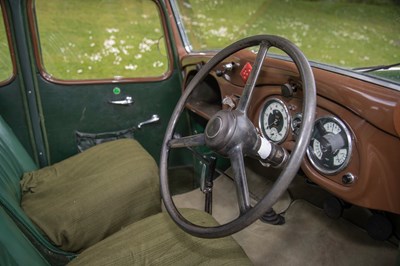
[259,98,290,143]
[307,116,352,175]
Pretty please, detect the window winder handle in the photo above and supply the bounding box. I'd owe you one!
[137,114,160,129]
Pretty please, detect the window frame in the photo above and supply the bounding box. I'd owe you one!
[0,0,16,86]
[27,0,175,85]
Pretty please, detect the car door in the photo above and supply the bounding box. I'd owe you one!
[0,0,184,167]
[0,0,37,160]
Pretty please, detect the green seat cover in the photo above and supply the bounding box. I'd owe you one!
[69,208,252,266]
[21,139,161,252]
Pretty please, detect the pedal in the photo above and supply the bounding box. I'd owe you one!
[323,196,344,219]
[366,213,393,241]
[260,208,285,225]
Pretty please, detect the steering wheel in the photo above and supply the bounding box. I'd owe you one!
[160,35,316,238]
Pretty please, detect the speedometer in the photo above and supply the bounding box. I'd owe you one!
[307,116,352,175]
[259,98,290,143]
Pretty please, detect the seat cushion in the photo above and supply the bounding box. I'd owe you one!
[20,139,160,253]
[68,208,252,265]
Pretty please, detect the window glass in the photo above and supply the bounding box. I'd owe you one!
[35,0,169,80]
[175,0,400,70]
[0,4,13,82]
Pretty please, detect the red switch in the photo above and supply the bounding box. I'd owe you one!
[240,62,252,83]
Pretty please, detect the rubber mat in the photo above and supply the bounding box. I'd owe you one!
[172,170,398,265]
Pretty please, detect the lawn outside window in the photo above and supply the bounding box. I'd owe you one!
[0,2,14,84]
[173,0,400,83]
[33,0,170,81]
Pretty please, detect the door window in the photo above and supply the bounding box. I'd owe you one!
[34,0,169,81]
[0,3,13,83]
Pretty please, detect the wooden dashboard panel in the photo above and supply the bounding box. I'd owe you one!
[181,50,400,214]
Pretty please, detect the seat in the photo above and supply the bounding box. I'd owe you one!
[69,208,251,265]
[0,116,251,265]
[20,138,161,252]
[0,205,49,266]
[0,116,74,262]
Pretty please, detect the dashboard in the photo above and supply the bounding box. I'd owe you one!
[183,49,400,215]
[259,96,352,176]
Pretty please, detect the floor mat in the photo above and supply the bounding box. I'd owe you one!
[172,171,398,265]
[172,166,291,223]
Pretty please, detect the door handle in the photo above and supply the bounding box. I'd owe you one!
[138,114,160,129]
[108,96,134,106]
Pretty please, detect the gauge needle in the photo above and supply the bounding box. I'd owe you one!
[266,118,278,129]
[316,120,326,134]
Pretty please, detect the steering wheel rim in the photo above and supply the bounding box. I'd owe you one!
[160,35,316,238]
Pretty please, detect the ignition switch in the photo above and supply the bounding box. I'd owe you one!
[216,62,239,77]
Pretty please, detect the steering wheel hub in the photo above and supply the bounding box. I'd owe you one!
[205,110,236,154]
[205,116,223,139]
[205,110,259,156]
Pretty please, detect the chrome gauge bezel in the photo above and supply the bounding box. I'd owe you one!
[259,98,290,144]
[306,116,353,175]
[291,112,303,136]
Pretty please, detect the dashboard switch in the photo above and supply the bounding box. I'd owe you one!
[240,62,252,83]
[342,173,355,185]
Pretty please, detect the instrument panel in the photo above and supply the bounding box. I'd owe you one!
[307,116,353,175]
[257,96,355,181]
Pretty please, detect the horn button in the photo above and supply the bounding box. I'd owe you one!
[205,110,258,156]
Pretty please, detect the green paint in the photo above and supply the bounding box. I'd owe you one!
[113,87,121,95]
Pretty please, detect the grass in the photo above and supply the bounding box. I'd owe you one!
[35,0,168,80]
[178,0,400,68]
[0,0,399,81]
[0,5,13,82]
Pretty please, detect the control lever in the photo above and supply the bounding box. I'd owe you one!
[204,156,216,215]
[137,114,160,129]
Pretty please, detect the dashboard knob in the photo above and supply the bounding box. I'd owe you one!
[281,83,294,97]
[342,173,355,185]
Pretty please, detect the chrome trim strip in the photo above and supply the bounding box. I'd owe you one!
[169,0,192,52]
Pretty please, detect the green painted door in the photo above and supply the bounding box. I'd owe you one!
[0,0,183,166]
[0,0,38,161]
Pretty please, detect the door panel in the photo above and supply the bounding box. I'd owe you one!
[37,77,181,164]
[0,81,35,160]
[0,0,185,166]
[28,0,183,164]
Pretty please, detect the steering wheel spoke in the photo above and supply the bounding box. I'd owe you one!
[229,146,252,214]
[168,133,205,148]
[237,41,270,114]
